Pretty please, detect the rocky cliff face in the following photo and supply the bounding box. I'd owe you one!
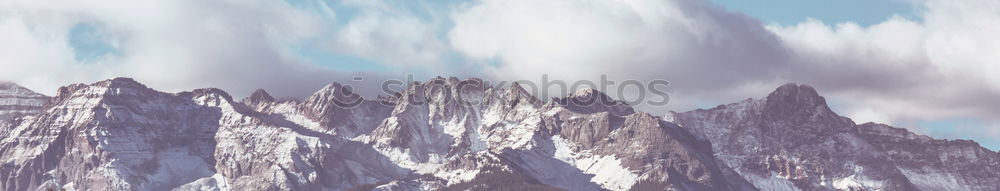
[668,83,999,191]
[0,82,48,124]
[0,79,996,191]
[0,78,406,191]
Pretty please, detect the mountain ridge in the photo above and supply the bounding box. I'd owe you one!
[0,78,996,191]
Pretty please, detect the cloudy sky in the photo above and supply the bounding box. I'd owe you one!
[1,0,998,150]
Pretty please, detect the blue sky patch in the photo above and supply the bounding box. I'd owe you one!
[710,0,920,26]
[68,22,119,62]
[293,44,388,72]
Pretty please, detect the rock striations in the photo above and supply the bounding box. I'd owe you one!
[0,79,996,191]
[0,82,49,124]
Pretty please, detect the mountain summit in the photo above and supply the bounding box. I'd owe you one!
[244,89,275,105]
[670,83,999,191]
[0,78,996,191]
[763,83,839,121]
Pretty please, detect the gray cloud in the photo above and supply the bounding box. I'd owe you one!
[1,0,998,148]
[0,0,350,98]
[768,0,1000,129]
[447,0,1000,148]
[447,0,794,110]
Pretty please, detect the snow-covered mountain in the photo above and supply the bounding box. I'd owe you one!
[0,78,996,191]
[666,84,999,191]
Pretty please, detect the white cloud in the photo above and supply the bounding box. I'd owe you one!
[0,0,355,98]
[447,0,1000,148]
[328,2,449,71]
[448,0,790,111]
[761,0,1000,149]
[0,10,116,93]
[769,0,1000,124]
[846,107,893,125]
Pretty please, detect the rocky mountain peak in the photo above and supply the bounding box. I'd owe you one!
[569,88,599,97]
[70,77,160,100]
[305,82,362,106]
[36,78,157,111]
[3,78,999,191]
[244,89,275,105]
[766,83,823,105]
[506,82,540,106]
[92,77,148,89]
[554,88,634,116]
[315,82,346,94]
[763,83,839,122]
[668,83,1000,191]
[388,82,428,109]
[180,88,234,102]
[301,82,370,120]
[49,83,88,104]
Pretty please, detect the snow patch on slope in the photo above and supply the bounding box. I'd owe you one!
[552,136,638,190]
[175,174,231,191]
[139,149,215,190]
[373,180,421,191]
[434,166,480,185]
[831,174,885,191]
[899,168,966,191]
[375,147,447,174]
[743,173,799,191]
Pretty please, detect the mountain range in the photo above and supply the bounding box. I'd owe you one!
[0,77,997,191]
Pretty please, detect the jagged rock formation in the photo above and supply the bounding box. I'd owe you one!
[243,89,275,106]
[0,78,406,191]
[667,83,1000,191]
[0,78,996,191]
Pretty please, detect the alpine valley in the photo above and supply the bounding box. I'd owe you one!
[0,77,996,191]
